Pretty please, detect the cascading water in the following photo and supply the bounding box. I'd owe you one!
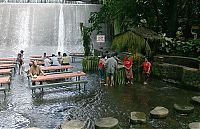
[57,4,65,53]
[0,4,103,56]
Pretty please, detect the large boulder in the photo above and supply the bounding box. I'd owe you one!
[191,96,200,105]
[174,103,194,114]
[61,120,85,129]
[150,106,169,118]
[130,112,147,124]
[189,122,200,129]
[95,117,119,129]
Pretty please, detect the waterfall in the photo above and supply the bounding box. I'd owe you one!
[57,4,65,53]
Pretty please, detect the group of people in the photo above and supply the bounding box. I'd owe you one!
[42,52,70,67]
[98,52,152,86]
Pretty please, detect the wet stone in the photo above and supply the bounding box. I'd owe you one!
[95,117,119,129]
[189,122,200,129]
[61,120,85,129]
[174,103,194,114]
[150,106,169,118]
[130,112,146,124]
[191,96,200,104]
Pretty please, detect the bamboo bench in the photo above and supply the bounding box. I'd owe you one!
[30,72,87,95]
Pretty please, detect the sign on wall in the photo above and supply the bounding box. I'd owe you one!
[96,35,105,43]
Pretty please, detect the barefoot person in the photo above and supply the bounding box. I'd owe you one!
[105,54,118,86]
[124,55,133,84]
[98,55,106,83]
[141,57,151,85]
[29,61,45,85]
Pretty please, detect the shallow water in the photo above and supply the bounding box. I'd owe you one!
[0,58,200,129]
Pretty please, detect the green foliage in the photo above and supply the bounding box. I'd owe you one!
[80,23,91,56]
[88,0,200,39]
[112,31,151,54]
[159,39,200,58]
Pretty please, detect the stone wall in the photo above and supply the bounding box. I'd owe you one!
[154,55,200,69]
[152,62,200,88]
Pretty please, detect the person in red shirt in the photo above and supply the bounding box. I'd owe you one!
[98,55,106,83]
[141,57,151,85]
[123,55,133,84]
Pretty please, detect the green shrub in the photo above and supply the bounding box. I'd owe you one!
[159,39,200,58]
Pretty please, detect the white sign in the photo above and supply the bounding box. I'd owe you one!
[97,35,105,43]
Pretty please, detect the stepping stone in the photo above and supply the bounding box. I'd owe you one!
[150,106,169,118]
[189,122,200,129]
[26,128,40,129]
[191,96,200,104]
[95,117,119,129]
[174,103,194,114]
[130,112,147,124]
[61,120,85,129]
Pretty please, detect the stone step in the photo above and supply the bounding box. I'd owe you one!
[130,112,146,124]
[189,122,200,129]
[191,96,200,105]
[95,117,119,129]
[174,103,194,114]
[61,120,85,129]
[150,106,169,119]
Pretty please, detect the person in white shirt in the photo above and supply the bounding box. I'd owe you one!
[57,52,62,64]
[50,54,61,66]
[44,57,51,67]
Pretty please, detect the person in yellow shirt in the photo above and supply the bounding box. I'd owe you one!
[61,53,70,65]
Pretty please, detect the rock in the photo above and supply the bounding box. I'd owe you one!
[130,112,146,124]
[95,117,119,129]
[26,128,40,129]
[191,96,200,104]
[189,122,200,129]
[61,120,85,129]
[174,103,194,114]
[150,106,169,118]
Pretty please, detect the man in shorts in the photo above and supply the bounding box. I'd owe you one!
[104,54,118,86]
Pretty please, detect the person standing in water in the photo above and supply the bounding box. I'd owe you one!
[141,57,151,85]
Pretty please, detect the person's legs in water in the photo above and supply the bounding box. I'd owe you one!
[18,64,22,75]
[110,74,114,86]
[105,72,110,86]
[144,73,149,85]
[99,68,104,83]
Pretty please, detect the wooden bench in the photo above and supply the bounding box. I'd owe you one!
[0,69,12,76]
[0,64,16,74]
[30,55,52,58]
[30,72,87,94]
[41,65,73,72]
[0,58,16,61]
[69,53,84,63]
[30,80,88,94]
[27,65,73,81]
[0,77,10,95]
[0,61,16,64]
[30,58,44,61]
